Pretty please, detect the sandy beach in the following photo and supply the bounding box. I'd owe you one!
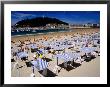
[11,28,100,77]
[11,28,99,42]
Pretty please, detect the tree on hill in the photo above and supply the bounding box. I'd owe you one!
[14,17,68,28]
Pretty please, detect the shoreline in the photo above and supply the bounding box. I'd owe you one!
[11,28,99,36]
[11,28,99,42]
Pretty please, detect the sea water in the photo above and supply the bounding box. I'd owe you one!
[11,29,71,36]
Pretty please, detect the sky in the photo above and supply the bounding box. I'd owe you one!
[11,11,100,26]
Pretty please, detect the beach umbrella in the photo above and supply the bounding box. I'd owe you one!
[27,44,36,49]
[90,47,98,51]
[72,53,81,59]
[65,52,80,61]
[52,46,61,51]
[55,53,69,62]
[80,47,94,53]
[17,52,28,58]
[31,60,38,67]
[31,44,37,49]
[43,41,49,47]
[31,58,48,71]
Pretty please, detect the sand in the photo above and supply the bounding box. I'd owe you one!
[11,28,100,77]
[11,28,99,42]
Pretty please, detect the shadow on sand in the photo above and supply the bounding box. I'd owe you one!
[11,59,16,62]
[25,61,32,67]
[58,61,81,72]
[84,56,96,62]
[38,69,57,77]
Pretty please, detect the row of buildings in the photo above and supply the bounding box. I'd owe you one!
[69,23,100,28]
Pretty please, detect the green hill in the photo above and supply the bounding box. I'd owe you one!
[14,17,68,27]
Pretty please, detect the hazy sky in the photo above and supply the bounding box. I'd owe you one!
[11,11,100,25]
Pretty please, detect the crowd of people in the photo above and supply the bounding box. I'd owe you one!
[11,31,100,77]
